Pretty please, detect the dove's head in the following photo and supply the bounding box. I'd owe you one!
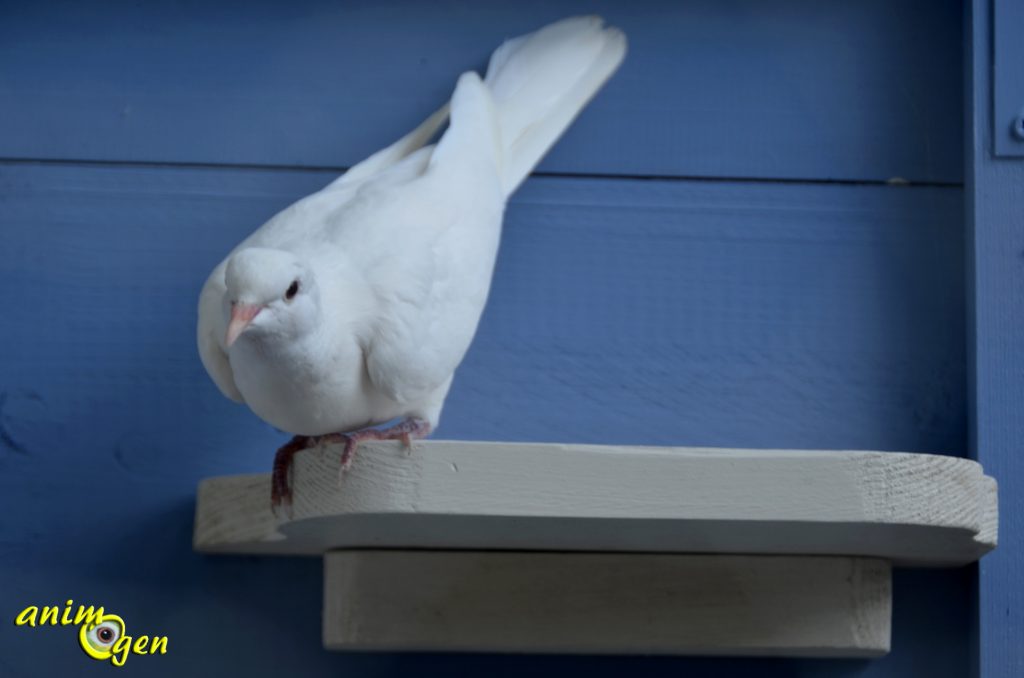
[223,247,319,348]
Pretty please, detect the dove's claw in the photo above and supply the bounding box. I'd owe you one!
[392,417,432,445]
[268,420,433,501]
[270,435,311,512]
[339,435,358,472]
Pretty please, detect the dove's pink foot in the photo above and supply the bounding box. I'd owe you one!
[269,418,432,510]
[324,417,433,480]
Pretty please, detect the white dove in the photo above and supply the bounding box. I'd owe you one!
[197,16,627,506]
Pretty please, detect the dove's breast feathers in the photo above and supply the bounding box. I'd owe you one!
[197,16,626,436]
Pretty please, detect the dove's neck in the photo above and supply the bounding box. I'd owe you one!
[228,304,370,436]
[257,264,369,363]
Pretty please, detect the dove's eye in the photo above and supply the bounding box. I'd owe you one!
[285,280,300,301]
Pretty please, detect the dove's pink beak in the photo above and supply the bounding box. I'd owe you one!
[225,303,263,348]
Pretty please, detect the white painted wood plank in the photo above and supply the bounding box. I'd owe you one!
[322,551,892,657]
[193,441,998,566]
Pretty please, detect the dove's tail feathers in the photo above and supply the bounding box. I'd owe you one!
[484,16,626,196]
[429,71,502,177]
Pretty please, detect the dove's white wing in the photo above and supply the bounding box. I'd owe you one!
[361,17,625,409]
[361,72,503,407]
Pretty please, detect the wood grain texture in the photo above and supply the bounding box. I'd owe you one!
[0,0,963,182]
[323,551,892,656]
[193,440,997,566]
[967,2,1024,676]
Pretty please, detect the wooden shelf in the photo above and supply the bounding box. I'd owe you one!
[194,440,996,566]
[323,551,893,657]
[193,441,997,657]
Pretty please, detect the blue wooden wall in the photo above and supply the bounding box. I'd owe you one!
[0,1,979,676]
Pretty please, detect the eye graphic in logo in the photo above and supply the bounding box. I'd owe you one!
[79,614,126,660]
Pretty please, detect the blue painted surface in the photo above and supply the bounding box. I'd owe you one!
[0,0,963,182]
[0,164,972,676]
[967,1,1024,676]
[993,0,1024,156]
[0,1,985,676]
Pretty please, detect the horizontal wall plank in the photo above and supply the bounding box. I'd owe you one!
[0,0,962,182]
[0,163,965,458]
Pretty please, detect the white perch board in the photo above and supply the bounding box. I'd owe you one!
[193,441,997,566]
[323,551,892,657]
